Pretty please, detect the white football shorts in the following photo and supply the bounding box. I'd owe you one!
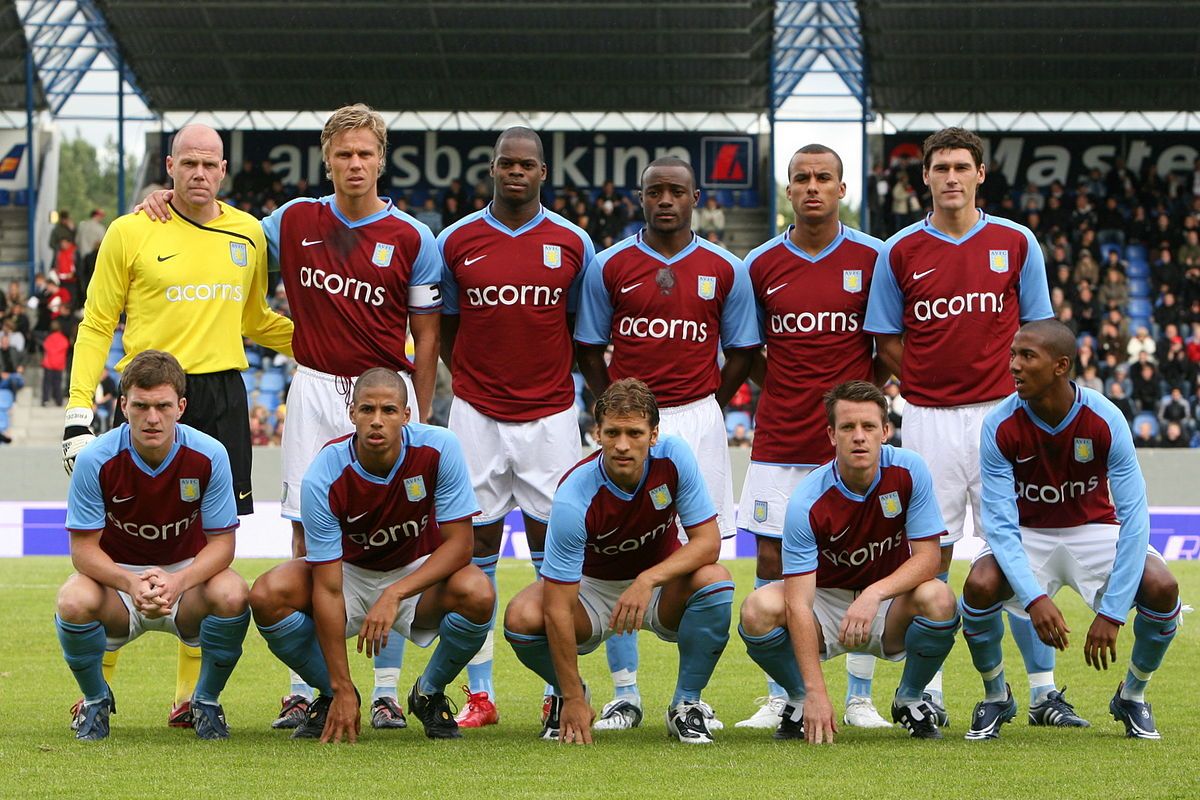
[658,394,736,541]
[108,558,198,650]
[737,463,815,539]
[575,575,673,654]
[813,586,903,662]
[341,555,438,647]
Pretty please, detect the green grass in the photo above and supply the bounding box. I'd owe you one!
[1,558,1197,799]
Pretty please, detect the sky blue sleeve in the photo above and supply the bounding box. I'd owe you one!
[1018,227,1053,322]
[433,430,481,523]
[565,233,596,315]
[864,242,905,334]
[410,223,443,308]
[1096,406,1151,624]
[719,258,764,349]
[898,451,946,540]
[665,438,717,528]
[573,255,613,345]
[301,455,344,564]
[436,230,460,316]
[65,442,107,531]
[539,489,589,584]
[781,488,818,576]
[199,444,238,533]
[979,414,1045,608]
[261,205,283,267]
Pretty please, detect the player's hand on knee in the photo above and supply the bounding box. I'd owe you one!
[320,692,360,744]
[1083,615,1119,671]
[1028,597,1069,650]
[803,693,837,745]
[134,189,175,222]
[559,697,595,745]
[610,580,651,634]
[62,408,96,476]
[838,595,879,648]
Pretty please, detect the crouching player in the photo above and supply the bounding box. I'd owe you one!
[56,350,249,741]
[503,379,734,744]
[249,369,492,742]
[738,380,960,742]
[961,320,1180,740]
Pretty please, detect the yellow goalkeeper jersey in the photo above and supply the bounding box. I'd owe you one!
[68,202,294,409]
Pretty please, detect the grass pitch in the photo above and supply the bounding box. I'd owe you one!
[1,558,1196,799]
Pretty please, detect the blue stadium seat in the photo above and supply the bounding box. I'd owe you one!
[1126,259,1149,280]
[244,348,262,369]
[1129,278,1151,299]
[12,189,28,207]
[0,189,9,206]
[1132,412,1159,437]
[736,190,758,208]
[1100,243,1122,262]
[257,391,280,412]
[724,410,751,436]
[0,388,13,411]
[1125,243,1148,263]
[259,370,286,394]
[241,371,258,393]
[1129,316,1151,334]
[714,189,735,208]
[0,409,8,433]
[1127,298,1153,318]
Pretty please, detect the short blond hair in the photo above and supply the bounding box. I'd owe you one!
[595,378,659,428]
[320,103,387,163]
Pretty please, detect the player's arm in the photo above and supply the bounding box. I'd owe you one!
[439,314,460,371]
[64,223,131,472]
[436,234,461,369]
[69,530,153,606]
[241,235,294,357]
[574,254,613,397]
[841,537,939,648]
[716,348,755,408]
[1086,408,1152,669]
[874,334,903,380]
[747,347,767,388]
[781,489,835,743]
[134,189,174,222]
[979,418,1067,649]
[409,226,444,423]
[864,243,905,380]
[576,345,610,398]
[1017,227,1054,322]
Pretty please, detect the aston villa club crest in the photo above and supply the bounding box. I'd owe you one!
[372,243,395,268]
[697,275,717,300]
[989,250,1009,273]
[879,491,902,518]
[649,484,672,510]
[1073,438,1094,463]
[179,478,200,503]
[404,475,427,502]
[753,500,769,524]
[543,244,562,268]
[843,270,862,293]
[229,241,248,267]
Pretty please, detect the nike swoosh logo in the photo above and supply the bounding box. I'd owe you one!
[238,490,253,500]
[156,254,178,262]
[112,495,134,504]
[347,512,369,523]
[301,238,323,247]
[1016,455,1037,464]
[596,526,620,540]
[765,283,788,296]
[829,525,850,542]
[913,268,936,280]
[464,255,488,265]
[620,283,642,294]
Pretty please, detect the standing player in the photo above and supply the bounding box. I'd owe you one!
[961,321,1180,740]
[249,369,493,742]
[56,351,250,741]
[438,127,594,726]
[864,127,1063,724]
[738,381,959,742]
[575,157,760,729]
[142,104,441,730]
[735,144,892,730]
[63,123,292,728]
[503,379,734,744]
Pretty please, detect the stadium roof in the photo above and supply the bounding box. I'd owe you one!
[859,0,1200,113]
[0,1,43,110]
[91,0,774,114]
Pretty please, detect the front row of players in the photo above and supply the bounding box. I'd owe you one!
[58,323,1179,742]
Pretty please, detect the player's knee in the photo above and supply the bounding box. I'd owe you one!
[912,579,957,621]
[739,585,784,636]
[755,536,783,581]
[452,566,496,623]
[1137,560,1179,611]
[693,562,731,589]
[502,592,544,636]
[56,575,100,623]
[207,570,250,617]
[962,558,1006,608]
[248,570,286,624]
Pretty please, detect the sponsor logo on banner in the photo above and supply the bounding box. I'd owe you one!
[180,479,200,502]
[753,500,768,524]
[989,250,1009,273]
[372,243,395,268]
[1074,438,1094,463]
[879,491,902,518]
[843,270,862,292]
[543,244,562,268]
[404,476,427,502]
[650,484,672,510]
[697,276,716,300]
[229,242,248,267]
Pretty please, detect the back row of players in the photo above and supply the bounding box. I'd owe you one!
[56,107,1179,743]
